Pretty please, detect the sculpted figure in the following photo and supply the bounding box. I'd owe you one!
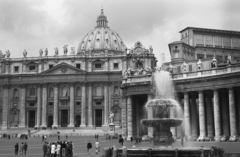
[54,47,59,56]
[23,49,27,58]
[169,63,174,73]
[109,112,114,124]
[39,49,43,57]
[63,45,68,55]
[45,48,48,56]
[144,66,153,75]
[227,54,231,65]
[197,59,202,70]
[211,56,217,68]
[0,50,4,59]
[122,69,128,78]
[181,61,188,73]
[149,45,153,54]
[5,50,10,58]
[70,47,75,55]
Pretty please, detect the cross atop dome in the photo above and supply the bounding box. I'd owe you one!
[96,9,108,28]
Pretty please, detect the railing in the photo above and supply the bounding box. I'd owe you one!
[172,64,240,80]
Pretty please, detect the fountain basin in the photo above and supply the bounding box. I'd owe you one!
[141,118,183,128]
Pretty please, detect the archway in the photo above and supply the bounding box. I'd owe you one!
[75,115,81,127]
[48,115,53,127]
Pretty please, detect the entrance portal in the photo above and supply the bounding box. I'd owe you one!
[61,110,68,127]
[75,115,81,127]
[28,110,35,127]
[95,109,102,127]
[48,115,53,127]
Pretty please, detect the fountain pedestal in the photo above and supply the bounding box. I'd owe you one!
[108,123,115,136]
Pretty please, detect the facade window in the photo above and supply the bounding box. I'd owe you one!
[49,102,53,106]
[13,88,19,98]
[29,65,36,71]
[76,86,81,97]
[96,102,101,105]
[182,34,184,39]
[76,64,81,69]
[114,86,119,96]
[113,63,119,69]
[76,102,81,106]
[95,63,102,69]
[188,65,192,72]
[177,66,181,73]
[62,87,69,97]
[14,66,19,73]
[197,54,204,59]
[49,87,54,98]
[30,87,35,96]
[96,86,102,96]
[29,103,34,107]
[49,64,53,69]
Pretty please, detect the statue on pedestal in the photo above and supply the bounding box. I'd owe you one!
[197,59,202,70]
[54,47,59,56]
[63,45,68,55]
[5,50,10,58]
[149,45,153,54]
[227,54,231,65]
[181,61,187,73]
[70,47,75,55]
[0,50,4,59]
[211,56,217,68]
[109,112,114,124]
[45,48,48,57]
[23,49,27,58]
[39,49,43,57]
[169,63,174,73]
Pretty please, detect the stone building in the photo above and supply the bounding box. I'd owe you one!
[0,9,157,131]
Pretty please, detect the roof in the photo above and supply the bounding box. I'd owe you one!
[179,27,240,35]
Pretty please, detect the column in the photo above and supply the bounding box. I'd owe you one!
[198,91,206,137]
[229,87,237,136]
[88,83,93,127]
[41,84,47,129]
[1,85,9,129]
[52,83,59,128]
[127,96,132,140]
[80,83,86,127]
[221,90,230,136]
[206,92,214,138]
[147,95,153,136]
[35,84,42,128]
[121,97,127,137]
[190,93,198,140]
[213,89,221,141]
[136,99,140,136]
[184,92,191,139]
[103,83,109,126]
[19,84,26,128]
[68,83,75,127]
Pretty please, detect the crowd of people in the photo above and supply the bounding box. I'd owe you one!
[14,142,28,155]
[43,141,74,157]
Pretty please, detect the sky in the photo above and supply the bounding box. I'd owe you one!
[0,0,240,64]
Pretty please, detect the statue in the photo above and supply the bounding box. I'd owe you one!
[0,50,4,59]
[70,47,75,55]
[211,56,217,68]
[39,49,43,57]
[54,47,59,56]
[23,49,27,58]
[45,48,48,56]
[181,61,187,73]
[63,45,68,55]
[169,63,174,73]
[144,66,153,75]
[5,50,10,58]
[227,54,231,65]
[109,111,114,124]
[149,45,153,54]
[197,59,202,70]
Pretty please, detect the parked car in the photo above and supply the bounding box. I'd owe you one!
[220,135,229,142]
[197,135,211,142]
[141,135,152,141]
[229,135,237,142]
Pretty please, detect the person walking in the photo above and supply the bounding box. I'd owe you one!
[46,142,51,157]
[56,142,61,157]
[15,143,19,155]
[130,136,133,142]
[43,142,48,157]
[62,141,66,156]
[51,142,56,157]
[20,143,24,155]
[23,142,28,155]
[42,135,45,142]
[87,141,92,155]
[95,141,100,154]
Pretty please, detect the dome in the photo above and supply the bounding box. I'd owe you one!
[77,9,126,53]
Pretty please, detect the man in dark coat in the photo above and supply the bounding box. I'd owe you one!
[23,142,28,155]
[43,142,47,157]
[15,143,19,155]
[87,141,92,155]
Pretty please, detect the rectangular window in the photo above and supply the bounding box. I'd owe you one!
[197,54,204,59]
[205,35,213,46]
[223,37,231,48]
[95,63,102,69]
[96,102,101,105]
[29,65,36,71]
[188,65,192,72]
[113,63,119,69]
[76,102,81,106]
[194,34,204,46]
[49,64,53,69]
[232,38,240,48]
[49,102,53,106]
[76,64,81,69]
[214,36,222,47]
[14,66,19,73]
[29,103,34,107]
[177,66,181,73]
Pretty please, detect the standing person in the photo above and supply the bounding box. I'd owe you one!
[181,137,184,147]
[95,141,100,154]
[24,142,28,155]
[20,143,24,155]
[46,142,51,157]
[87,141,92,155]
[51,142,56,157]
[15,143,19,155]
[58,135,60,140]
[66,135,68,140]
[130,136,133,142]
[56,142,61,157]
[43,142,48,157]
[96,134,99,140]
[42,135,44,142]
[62,141,66,156]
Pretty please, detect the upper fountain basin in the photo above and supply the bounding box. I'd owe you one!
[146,98,178,108]
[141,118,183,127]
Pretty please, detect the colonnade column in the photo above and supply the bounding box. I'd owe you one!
[41,84,47,129]
[52,83,59,128]
[35,84,42,128]
[127,96,133,140]
[1,84,9,129]
[68,83,75,127]
[206,92,214,138]
[80,83,86,127]
[213,89,221,141]
[103,83,109,126]
[198,91,206,137]
[147,94,154,136]
[222,90,230,136]
[184,92,191,139]
[121,97,127,137]
[19,84,26,128]
[88,83,93,127]
[190,93,198,140]
[229,87,237,137]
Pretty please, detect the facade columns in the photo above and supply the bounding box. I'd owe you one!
[121,97,127,137]
[35,84,42,128]
[190,93,198,140]
[88,83,93,127]
[1,85,9,129]
[52,83,59,128]
[229,87,237,136]
[103,83,109,126]
[68,83,75,127]
[222,90,230,136]
[19,84,26,128]
[198,91,206,137]
[41,84,47,129]
[80,83,86,127]
[184,92,191,139]
[147,94,153,136]
[206,92,214,138]
[213,89,221,141]
[127,96,133,140]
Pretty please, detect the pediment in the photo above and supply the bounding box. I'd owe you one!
[41,62,86,75]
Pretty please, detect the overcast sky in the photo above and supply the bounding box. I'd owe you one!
[0,0,240,64]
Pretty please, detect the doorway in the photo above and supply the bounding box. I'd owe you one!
[28,110,35,127]
[75,115,81,127]
[48,115,53,127]
[61,110,68,127]
[95,109,102,127]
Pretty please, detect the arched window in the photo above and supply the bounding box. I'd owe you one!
[62,86,69,97]
[76,86,81,97]
[13,88,19,98]
[49,87,54,98]
[114,86,119,96]
[30,87,35,96]
[96,86,102,96]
